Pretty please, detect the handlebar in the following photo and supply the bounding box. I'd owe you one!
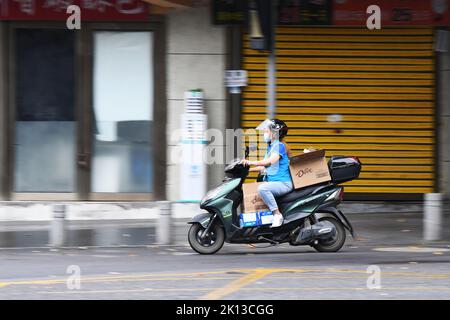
[224,158,250,175]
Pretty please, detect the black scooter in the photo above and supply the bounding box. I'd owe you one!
[188,149,361,254]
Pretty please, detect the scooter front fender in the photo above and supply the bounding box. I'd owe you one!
[188,212,213,228]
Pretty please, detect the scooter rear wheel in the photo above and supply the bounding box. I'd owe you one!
[188,223,225,254]
[312,217,346,253]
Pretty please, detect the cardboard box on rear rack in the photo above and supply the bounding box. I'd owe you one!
[289,149,331,190]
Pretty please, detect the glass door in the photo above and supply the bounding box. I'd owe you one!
[89,30,154,200]
[12,28,77,199]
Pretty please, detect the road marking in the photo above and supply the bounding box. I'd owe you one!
[268,275,449,280]
[5,272,447,289]
[200,268,281,300]
[172,252,196,256]
[0,275,235,288]
[2,267,450,292]
[237,286,450,292]
[0,270,238,288]
[373,246,450,253]
[38,288,213,295]
[35,285,450,296]
[291,268,450,279]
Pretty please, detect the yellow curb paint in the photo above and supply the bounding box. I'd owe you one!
[38,288,214,295]
[0,270,237,288]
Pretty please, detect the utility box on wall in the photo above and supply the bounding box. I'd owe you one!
[180,90,207,202]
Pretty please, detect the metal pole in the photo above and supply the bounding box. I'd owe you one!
[157,201,173,245]
[267,0,277,119]
[50,204,66,247]
[423,193,442,241]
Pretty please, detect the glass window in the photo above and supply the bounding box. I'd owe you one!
[91,31,153,193]
[14,29,76,192]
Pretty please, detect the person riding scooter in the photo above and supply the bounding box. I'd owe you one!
[242,119,293,228]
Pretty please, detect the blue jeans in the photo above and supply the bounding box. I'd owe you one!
[257,181,293,212]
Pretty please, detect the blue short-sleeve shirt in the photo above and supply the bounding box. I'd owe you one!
[264,140,292,182]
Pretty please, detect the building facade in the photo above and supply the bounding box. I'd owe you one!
[0,0,449,221]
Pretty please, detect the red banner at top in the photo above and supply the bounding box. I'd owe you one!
[0,0,149,21]
[333,0,449,26]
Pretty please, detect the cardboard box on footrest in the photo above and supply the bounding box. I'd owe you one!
[240,182,273,228]
[239,212,259,228]
[242,182,269,213]
[289,149,331,189]
[258,211,274,225]
[239,211,274,228]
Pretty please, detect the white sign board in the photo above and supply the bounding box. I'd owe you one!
[225,70,248,93]
[180,91,207,202]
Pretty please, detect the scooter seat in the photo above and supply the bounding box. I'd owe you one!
[276,182,330,204]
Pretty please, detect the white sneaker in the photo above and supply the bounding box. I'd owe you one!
[271,214,284,228]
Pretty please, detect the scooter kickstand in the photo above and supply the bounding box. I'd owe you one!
[257,236,279,246]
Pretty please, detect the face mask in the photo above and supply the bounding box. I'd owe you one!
[263,132,271,143]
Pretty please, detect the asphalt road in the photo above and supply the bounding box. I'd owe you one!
[1,241,450,300]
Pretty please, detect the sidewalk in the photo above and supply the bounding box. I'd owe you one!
[0,213,450,248]
[0,202,449,248]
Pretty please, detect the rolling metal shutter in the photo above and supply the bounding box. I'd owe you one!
[242,27,435,194]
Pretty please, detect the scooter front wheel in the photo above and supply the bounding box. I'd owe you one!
[188,223,225,254]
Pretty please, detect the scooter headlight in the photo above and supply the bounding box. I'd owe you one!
[201,186,223,205]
